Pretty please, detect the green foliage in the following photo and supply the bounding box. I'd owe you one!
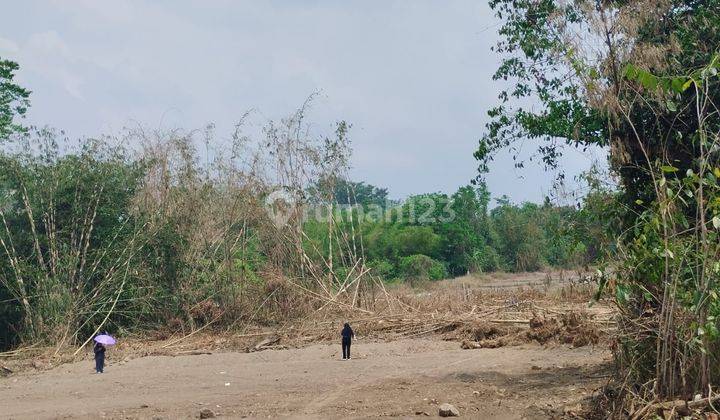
[0,58,613,352]
[0,129,145,346]
[309,176,390,208]
[367,259,395,280]
[304,179,607,282]
[363,223,442,262]
[0,59,30,140]
[0,135,610,350]
[0,127,280,349]
[490,200,545,271]
[468,245,501,273]
[397,254,447,285]
[357,181,607,278]
[476,0,607,175]
[481,0,720,399]
[440,185,492,274]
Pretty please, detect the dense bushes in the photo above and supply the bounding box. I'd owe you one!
[0,124,295,349]
[0,59,610,351]
[361,185,608,281]
[300,180,612,285]
[398,255,447,285]
[0,132,146,345]
[0,130,611,351]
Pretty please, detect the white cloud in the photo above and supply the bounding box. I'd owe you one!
[0,36,19,53]
[21,31,84,100]
[0,1,601,201]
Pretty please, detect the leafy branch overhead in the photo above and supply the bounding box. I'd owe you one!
[477,0,720,194]
[481,0,720,404]
[0,59,30,140]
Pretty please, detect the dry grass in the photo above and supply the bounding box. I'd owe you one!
[0,271,615,377]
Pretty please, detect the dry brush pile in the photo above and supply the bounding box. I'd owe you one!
[0,269,614,376]
[234,277,613,353]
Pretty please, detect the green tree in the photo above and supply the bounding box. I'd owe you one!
[478,0,720,400]
[490,198,544,272]
[309,177,390,208]
[397,254,447,285]
[441,185,494,275]
[0,130,145,345]
[363,223,442,263]
[477,0,720,213]
[0,59,30,140]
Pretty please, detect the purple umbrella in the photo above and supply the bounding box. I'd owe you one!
[93,334,116,346]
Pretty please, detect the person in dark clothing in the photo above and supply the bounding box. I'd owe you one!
[93,342,106,373]
[341,322,354,360]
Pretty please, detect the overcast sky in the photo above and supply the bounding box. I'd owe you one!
[0,0,604,203]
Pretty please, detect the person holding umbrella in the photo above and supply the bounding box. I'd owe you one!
[93,333,115,373]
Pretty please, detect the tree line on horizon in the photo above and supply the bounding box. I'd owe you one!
[307,176,613,283]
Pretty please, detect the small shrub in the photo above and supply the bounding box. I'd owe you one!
[398,254,448,285]
[368,259,395,280]
[469,246,501,273]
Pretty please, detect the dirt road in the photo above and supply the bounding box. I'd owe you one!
[2,338,610,419]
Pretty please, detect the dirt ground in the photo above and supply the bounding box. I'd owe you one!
[1,271,614,419]
[1,338,611,420]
